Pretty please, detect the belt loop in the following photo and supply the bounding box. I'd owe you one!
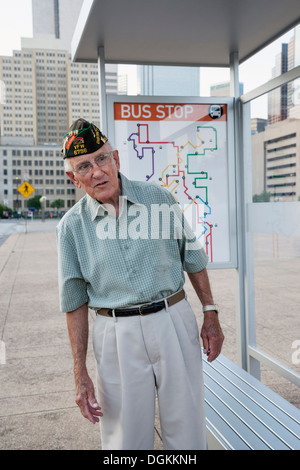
[111,309,117,323]
[164,298,169,313]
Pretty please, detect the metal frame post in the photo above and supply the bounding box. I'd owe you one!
[98,46,108,135]
[242,101,260,378]
[230,51,260,377]
[230,51,248,371]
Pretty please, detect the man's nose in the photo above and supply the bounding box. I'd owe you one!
[91,162,105,177]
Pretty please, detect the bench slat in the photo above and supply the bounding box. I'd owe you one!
[205,404,251,450]
[203,354,300,450]
[204,374,292,449]
[215,355,300,427]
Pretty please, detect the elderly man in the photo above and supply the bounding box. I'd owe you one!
[56,118,224,450]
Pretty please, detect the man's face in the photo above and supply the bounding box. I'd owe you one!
[66,144,121,204]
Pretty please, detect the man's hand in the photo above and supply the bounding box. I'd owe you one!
[201,311,224,362]
[187,269,224,362]
[75,373,103,424]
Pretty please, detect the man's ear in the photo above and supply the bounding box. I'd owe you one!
[112,150,120,172]
[66,171,81,188]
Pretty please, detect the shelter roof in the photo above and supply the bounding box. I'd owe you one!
[71,0,300,66]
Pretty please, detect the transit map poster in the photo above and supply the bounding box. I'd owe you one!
[108,98,235,267]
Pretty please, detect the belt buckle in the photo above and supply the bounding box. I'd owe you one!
[138,302,150,316]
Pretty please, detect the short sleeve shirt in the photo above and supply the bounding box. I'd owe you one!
[56,173,208,312]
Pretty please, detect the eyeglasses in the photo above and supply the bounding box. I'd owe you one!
[74,152,113,175]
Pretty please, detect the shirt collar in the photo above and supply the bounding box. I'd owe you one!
[87,172,140,220]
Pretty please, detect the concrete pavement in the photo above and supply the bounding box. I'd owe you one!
[0,220,299,450]
[0,220,166,450]
[0,221,102,450]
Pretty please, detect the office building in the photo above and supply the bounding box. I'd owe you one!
[0,42,120,210]
[268,44,288,123]
[251,118,268,134]
[268,27,300,123]
[210,81,244,97]
[138,65,200,96]
[0,41,102,145]
[0,138,75,212]
[32,0,84,53]
[287,25,300,119]
[252,118,299,201]
[0,0,123,212]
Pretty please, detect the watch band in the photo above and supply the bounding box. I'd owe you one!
[202,304,219,314]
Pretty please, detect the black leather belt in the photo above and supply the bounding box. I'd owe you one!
[96,289,185,317]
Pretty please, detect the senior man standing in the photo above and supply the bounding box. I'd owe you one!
[56,118,224,450]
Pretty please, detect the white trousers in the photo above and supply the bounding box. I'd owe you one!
[92,297,207,450]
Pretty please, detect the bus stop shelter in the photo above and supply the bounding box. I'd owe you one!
[70,0,300,393]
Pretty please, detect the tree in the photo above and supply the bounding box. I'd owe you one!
[26,195,42,210]
[0,204,12,218]
[253,190,272,203]
[50,199,64,211]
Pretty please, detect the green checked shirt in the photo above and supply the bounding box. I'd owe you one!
[56,173,208,313]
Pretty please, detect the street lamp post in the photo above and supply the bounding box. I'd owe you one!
[15,177,20,213]
[40,195,47,223]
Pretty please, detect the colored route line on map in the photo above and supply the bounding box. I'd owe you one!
[128,123,216,260]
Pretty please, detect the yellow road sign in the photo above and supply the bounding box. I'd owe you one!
[17,181,35,198]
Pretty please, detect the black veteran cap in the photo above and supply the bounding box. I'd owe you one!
[62,118,108,158]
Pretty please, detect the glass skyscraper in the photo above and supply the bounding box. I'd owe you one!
[138,65,200,96]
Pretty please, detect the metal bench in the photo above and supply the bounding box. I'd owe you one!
[203,354,300,450]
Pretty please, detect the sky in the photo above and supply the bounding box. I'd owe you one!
[0,0,295,119]
[0,0,33,56]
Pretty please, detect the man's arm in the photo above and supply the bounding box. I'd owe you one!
[188,268,224,362]
[66,302,103,423]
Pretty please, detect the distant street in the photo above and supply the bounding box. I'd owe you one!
[0,219,58,247]
[0,220,24,247]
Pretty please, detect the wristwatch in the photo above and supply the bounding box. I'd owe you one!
[202,304,219,314]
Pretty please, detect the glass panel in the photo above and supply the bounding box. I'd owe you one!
[185,267,238,364]
[260,367,300,409]
[251,80,299,202]
[250,79,300,406]
[207,269,237,363]
[200,67,230,96]
[240,26,296,93]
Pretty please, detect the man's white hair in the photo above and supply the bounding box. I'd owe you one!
[64,140,115,173]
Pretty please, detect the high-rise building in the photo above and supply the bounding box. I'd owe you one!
[287,25,300,119]
[32,0,84,53]
[210,81,244,97]
[32,0,120,101]
[0,41,101,145]
[268,44,288,123]
[0,49,37,142]
[138,65,200,96]
[0,0,122,212]
[268,27,300,123]
[251,118,267,134]
[252,119,299,201]
[0,0,121,145]
[253,28,300,202]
